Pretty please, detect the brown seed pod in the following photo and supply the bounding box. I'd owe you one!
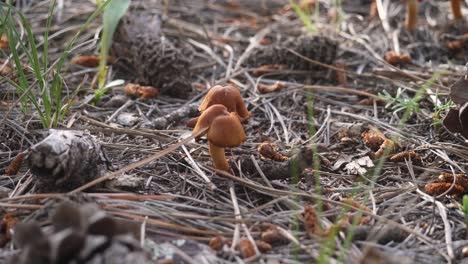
[341,199,372,225]
[303,204,322,237]
[0,64,12,77]
[385,51,411,66]
[0,212,18,247]
[0,34,8,49]
[362,129,385,150]
[438,172,468,190]
[5,151,26,176]
[257,81,285,94]
[257,142,288,161]
[237,238,256,258]
[261,225,288,244]
[124,83,158,100]
[341,199,372,213]
[374,139,395,159]
[334,60,347,85]
[447,40,464,51]
[209,236,226,251]
[389,151,421,162]
[323,216,349,236]
[255,240,272,253]
[424,182,465,196]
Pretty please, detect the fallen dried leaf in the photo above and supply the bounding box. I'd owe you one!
[345,156,374,175]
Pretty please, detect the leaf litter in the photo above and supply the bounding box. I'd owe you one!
[0,0,467,263]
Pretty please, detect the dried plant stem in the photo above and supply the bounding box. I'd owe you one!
[405,0,418,30]
[451,0,463,21]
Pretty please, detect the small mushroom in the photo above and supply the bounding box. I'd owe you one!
[187,85,251,128]
[198,85,251,122]
[192,104,246,171]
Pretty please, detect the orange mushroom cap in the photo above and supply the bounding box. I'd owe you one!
[198,85,251,121]
[192,104,246,147]
[192,104,246,171]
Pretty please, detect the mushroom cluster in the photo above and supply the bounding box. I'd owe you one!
[191,85,250,172]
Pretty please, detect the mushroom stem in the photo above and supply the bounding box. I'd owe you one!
[405,0,418,30]
[209,142,229,171]
[451,0,463,21]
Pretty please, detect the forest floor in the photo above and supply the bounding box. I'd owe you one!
[0,0,467,263]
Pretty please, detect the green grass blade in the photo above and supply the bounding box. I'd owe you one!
[98,0,130,88]
[288,0,315,33]
[43,0,56,72]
